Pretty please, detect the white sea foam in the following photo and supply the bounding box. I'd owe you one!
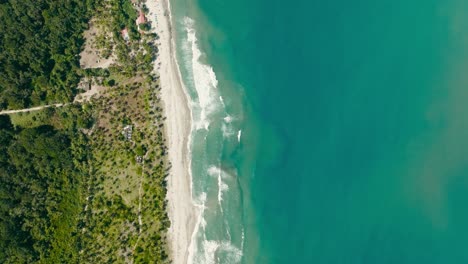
[189,166,244,264]
[222,115,241,138]
[182,16,244,264]
[189,189,243,264]
[226,222,232,240]
[237,130,242,142]
[187,192,207,264]
[198,240,243,264]
[241,229,245,251]
[224,115,233,123]
[222,123,235,138]
[221,241,243,263]
[183,17,221,131]
[208,166,229,209]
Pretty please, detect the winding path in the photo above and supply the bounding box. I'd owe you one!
[0,103,65,115]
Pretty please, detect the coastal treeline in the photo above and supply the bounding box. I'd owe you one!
[0,0,93,110]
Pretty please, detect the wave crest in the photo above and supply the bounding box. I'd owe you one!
[183,17,222,131]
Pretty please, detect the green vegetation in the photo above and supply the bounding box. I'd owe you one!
[88,0,140,64]
[0,0,94,110]
[139,23,151,31]
[78,2,169,258]
[9,105,92,130]
[79,79,170,263]
[0,108,91,263]
[1,0,170,263]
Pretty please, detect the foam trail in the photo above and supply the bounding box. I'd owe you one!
[222,123,235,138]
[189,188,242,264]
[241,229,245,251]
[181,16,244,264]
[222,115,239,138]
[237,130,242,142]
[183,17,221,130]
[187,192,207,264]
[199,239,243,264]
[208,166,229,210]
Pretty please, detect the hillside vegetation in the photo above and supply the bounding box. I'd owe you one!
[0,0,170,263]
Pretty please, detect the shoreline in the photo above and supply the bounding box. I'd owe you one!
[146,0,196,263]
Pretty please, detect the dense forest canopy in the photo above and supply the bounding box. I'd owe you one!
[0,0,94,110]
[0,1,94,261]
[0,115,89,263]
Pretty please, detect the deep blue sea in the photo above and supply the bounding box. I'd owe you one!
[170,0,468,263]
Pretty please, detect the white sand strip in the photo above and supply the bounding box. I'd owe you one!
[146,0,195,263]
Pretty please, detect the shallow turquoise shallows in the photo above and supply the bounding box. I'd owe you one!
[170,0,468,263]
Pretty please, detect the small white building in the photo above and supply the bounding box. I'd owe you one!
[122,125,133,140]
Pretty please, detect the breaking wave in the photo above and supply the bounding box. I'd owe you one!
[181,16,244,264]
[182,17,222,131]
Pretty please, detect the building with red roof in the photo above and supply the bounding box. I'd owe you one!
[121,28,129,41]
[136,10,146,25]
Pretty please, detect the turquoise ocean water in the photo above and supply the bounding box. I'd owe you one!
[169,0,468,263]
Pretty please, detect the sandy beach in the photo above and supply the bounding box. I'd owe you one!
[146,0,195,263]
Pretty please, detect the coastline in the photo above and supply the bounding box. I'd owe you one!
[146,0,196,263]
